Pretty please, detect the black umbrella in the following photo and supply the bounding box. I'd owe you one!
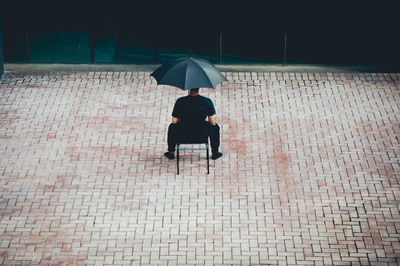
[150,57,227,90]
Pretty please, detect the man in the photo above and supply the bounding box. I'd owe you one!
[164,88,223,160]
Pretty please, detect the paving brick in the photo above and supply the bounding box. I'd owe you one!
[0,71,399,264]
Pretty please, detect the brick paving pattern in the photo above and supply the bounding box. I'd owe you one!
[0,71,399,265]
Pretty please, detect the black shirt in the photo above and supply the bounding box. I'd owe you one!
[172,95,216,125]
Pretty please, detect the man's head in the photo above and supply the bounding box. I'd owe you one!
[189,88,200,95]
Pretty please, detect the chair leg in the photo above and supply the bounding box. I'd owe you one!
[206,144,209,174]
[176,145,180,175]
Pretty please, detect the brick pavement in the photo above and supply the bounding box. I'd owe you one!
[0,71,399,265]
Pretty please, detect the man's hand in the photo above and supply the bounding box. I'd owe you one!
[208,115,216,126]
[172,116,179,124]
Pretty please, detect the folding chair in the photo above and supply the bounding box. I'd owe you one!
[176,135,209,175]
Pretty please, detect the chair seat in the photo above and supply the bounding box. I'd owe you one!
[177,138,208,144]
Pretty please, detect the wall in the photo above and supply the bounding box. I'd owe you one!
[0,2,399,68]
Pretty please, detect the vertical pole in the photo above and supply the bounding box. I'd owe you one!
[25,31,30,63]
[283,32,287,67]
[90,31,94,64]
[219,33,222,64]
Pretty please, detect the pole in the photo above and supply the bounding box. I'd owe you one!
[219,33,222,64]
[283,33,287,67]
[25,31,30,63]
[90,31,94,64]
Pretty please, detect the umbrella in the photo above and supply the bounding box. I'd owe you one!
[150,57,227,90]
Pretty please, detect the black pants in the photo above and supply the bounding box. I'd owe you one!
[167,122,220,154]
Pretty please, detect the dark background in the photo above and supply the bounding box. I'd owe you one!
[1,1,399,67]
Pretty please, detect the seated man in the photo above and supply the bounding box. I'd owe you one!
[164,88,223,160]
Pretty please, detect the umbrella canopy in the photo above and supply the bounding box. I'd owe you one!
[150,57,227,90]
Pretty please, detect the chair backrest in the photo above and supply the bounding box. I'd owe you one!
[177,106,208,144]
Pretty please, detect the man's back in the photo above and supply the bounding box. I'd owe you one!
[172,95,216,126]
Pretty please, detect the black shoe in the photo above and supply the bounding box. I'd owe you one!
[211,152,223,160]
[164,152,175,160]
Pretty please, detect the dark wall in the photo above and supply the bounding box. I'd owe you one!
[1,1,399,68]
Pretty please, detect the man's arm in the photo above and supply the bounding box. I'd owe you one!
[172,116,179,124]
[207,98,217,126]
[171,98,180,124]
[208,115,216,126]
